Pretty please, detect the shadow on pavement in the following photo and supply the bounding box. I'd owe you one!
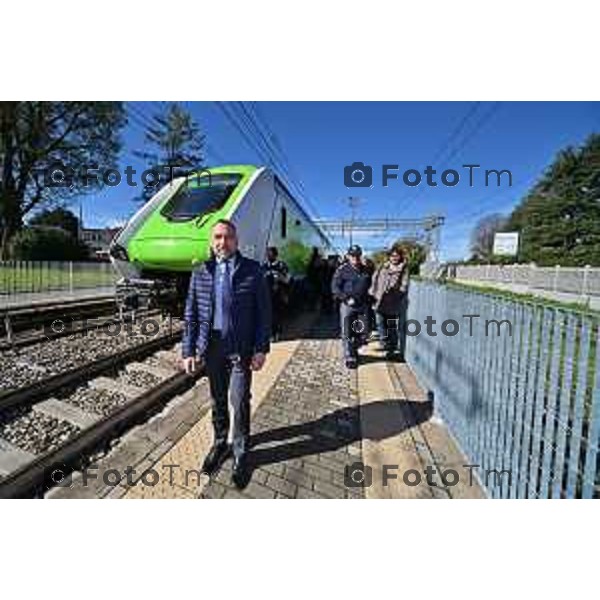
[248,398,433,472]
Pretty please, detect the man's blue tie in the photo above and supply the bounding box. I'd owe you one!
[221,258,232,339]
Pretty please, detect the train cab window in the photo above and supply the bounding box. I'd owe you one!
[160,173,242,221]
[281,206,287,238]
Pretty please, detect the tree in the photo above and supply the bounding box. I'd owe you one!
[135,103,205,202]
[469,213,508,261]
[11,227,89,261]
[371,240,427,275]
[279,240,312,275]
[0,101,125,258]
[29,207,80,239]
[504,133,600,266]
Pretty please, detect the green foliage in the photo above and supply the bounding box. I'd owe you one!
[371,240,426,275]
[279,240,312,275]
[469,213,508,261]
[134,103,205,202]
[10,227,89,261]
[29,207,80,238]
[503,133,600,266]
[0,101,125,258]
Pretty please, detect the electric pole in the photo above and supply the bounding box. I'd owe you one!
[346,196,361,246]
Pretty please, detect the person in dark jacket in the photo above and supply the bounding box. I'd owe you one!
[369,245,409,361]
[306,246,325,310]
[263,246,290,341]
[320,255,339,314]
[181,219,271,488]
[331,244,372,369]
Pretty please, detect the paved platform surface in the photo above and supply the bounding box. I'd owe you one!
[125,314,484,500]
[200,322,363,499]
[47,312,485,500]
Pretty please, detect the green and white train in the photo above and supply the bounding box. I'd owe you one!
[109,164,332,312]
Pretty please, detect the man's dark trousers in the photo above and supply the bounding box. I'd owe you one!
[340,303,369,360]
[205,332,252,459]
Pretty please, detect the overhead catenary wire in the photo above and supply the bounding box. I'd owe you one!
[387,102,503,255]
[398,101,501,219]
[215,101,322,222]
[375,102,484,250]
[445,145,554,228]
[245,102,310,198]
[250,103,323,220]
[229,102,317,214]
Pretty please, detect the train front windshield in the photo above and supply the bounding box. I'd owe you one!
[160,173,243,221]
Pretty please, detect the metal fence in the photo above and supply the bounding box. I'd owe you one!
[406,280,600,498]
[418,261,445,280]
[0,261,117,295]
[449,263,600,298]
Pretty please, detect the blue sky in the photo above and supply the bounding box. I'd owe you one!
[83,101,600,260]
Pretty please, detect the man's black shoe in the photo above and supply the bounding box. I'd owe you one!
[231,454,250,489]
[345,358,358,370]
[201,442,229,475]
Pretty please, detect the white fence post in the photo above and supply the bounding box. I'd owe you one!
[69,261,74,293]
[553,265,560,293]
[527,263,535,292]
[581,264,590,304]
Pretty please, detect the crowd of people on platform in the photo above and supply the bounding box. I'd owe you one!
[262,242,410,370]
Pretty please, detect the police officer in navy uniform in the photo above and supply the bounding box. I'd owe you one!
[181,219,272,489]
[331,244,372,369]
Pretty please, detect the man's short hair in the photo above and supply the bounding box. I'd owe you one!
[267,246,278,256]
[212,219,237,234]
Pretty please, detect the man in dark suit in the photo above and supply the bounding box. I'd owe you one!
[181,219,271,488]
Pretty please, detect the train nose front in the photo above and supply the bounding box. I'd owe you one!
[129,236,210,270]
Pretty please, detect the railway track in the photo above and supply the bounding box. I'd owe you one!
[1,295,117,342]
[0,294,160,349]
[0,307,161,351]
[0,312,177,393]
[0,327,180,412]
[0,328,204,498]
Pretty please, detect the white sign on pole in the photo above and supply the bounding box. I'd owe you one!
[493,232,519,256]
